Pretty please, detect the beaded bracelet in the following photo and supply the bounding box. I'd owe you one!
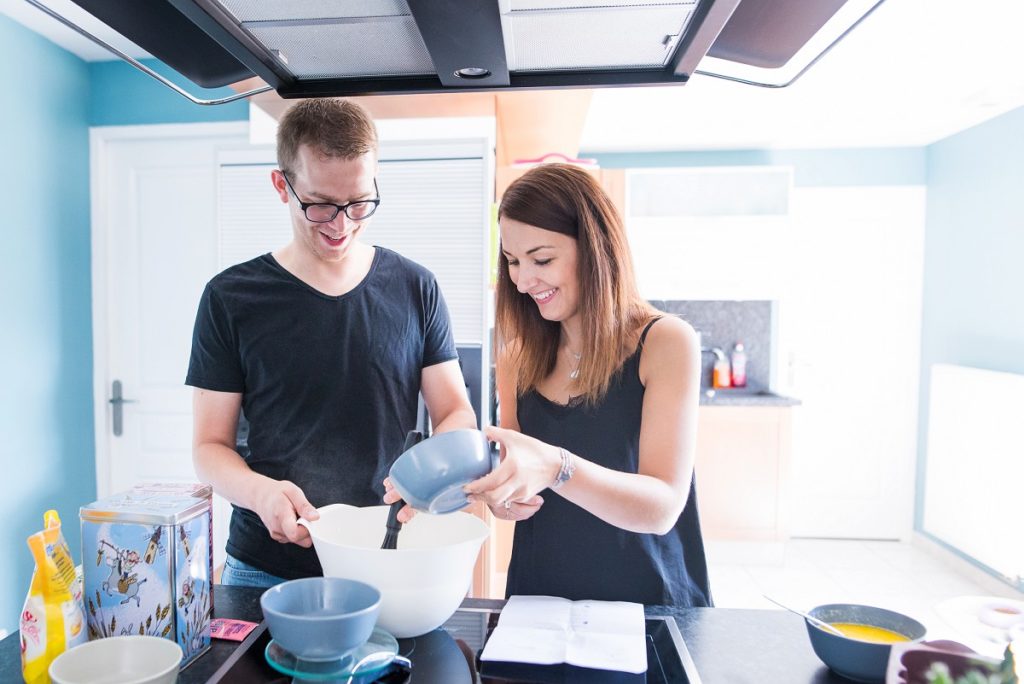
[552,447,576,490]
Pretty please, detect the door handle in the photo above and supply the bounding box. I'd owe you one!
[109,380,137,437]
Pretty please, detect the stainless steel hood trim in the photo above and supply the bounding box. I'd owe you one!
[670,0,741,78]
[276,69,691,99]
[171,0,295,88]
[23,0,272,105]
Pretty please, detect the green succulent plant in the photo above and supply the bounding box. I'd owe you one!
[923,645,1019,684]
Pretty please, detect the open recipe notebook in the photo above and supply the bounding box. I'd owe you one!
[480,595,647,674]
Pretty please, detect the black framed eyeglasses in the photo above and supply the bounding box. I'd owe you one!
[281,172,380,223]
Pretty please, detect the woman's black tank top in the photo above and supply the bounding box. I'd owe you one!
[505,319,713,607]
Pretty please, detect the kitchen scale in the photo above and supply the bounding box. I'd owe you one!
[213,605,701,683]
[262,627,407,683]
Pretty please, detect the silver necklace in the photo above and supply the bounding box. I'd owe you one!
[567,348,582,380]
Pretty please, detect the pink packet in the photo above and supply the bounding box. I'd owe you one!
[210,618,259,641]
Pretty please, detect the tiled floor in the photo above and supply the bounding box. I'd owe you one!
[706,536,1024,658]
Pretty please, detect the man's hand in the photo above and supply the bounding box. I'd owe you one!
[253,479,320,548]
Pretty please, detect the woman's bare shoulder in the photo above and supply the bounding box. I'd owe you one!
[642,315,698,353]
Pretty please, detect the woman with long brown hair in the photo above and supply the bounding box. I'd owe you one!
[464,163,712,606]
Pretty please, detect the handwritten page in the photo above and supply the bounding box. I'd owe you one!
[479,595,647,674]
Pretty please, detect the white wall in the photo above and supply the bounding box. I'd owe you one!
[627,178,926,539]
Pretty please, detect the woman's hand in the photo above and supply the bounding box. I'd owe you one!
[464,426,562,514]
[485,494,546,522]
[382,478,418,523]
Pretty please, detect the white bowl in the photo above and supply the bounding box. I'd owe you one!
[300,504,489,638]
[49,635,182,684]
[978,600,1024,630]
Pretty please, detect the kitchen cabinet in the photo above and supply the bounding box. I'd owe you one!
[473,404,794,599]
[693,405,793,542]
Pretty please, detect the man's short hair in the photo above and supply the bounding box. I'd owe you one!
[277,99,378,174]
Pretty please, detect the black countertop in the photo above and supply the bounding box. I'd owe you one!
[698,389,801,407]
[0,585,845,683]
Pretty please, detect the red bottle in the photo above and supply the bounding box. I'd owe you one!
[730,343,747,388]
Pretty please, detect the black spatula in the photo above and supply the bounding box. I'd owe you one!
[380,429,423,550]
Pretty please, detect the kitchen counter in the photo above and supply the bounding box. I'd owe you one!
[0,585,847,683]
[699,389,801,407]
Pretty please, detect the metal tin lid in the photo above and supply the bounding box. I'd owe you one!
[131,481,212,499]
[81,486,211,525]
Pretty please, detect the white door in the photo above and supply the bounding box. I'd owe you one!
[91,122,249,569]
[782,186,925,540]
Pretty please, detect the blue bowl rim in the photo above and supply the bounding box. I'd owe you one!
[392,429,491,466]
[806,602,928,641]
[388,429,495,500]
[260,577,382,621]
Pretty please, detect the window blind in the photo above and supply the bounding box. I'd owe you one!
[217,151,489,344]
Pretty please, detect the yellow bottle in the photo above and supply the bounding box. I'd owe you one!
[21,510,87,684]
[712,349,731,389]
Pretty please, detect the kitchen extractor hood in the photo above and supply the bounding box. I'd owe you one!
[30,0,880,102]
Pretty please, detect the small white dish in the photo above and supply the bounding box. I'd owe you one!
[935,595,1024,659]
[978,600,1024,630]
[49,635,182,684]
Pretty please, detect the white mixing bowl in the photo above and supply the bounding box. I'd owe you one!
[299,504,489,638]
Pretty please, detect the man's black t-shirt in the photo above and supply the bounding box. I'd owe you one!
[186,247,458,579]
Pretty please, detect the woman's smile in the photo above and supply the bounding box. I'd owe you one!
[531,287,558,305]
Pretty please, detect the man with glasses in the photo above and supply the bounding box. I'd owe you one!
[186,99,476,586]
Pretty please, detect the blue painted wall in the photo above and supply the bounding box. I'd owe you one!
[585,147,926,187]
[915,106,1024,532]
[0,18,247,635]
[89,59,248,126]
[0,15,95,635]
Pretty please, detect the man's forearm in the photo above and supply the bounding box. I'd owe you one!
[430,406,478,434]
[193,443,272,512]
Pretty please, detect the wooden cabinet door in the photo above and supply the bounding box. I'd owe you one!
[694,407,791,541]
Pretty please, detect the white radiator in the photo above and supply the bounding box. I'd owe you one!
[923,363,1024,587]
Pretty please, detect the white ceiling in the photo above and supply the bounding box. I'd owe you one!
[583,0,1024,151]
[4,0,1024,151]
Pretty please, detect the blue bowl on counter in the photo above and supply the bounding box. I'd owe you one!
[388,429,497,514]
[260,577,381,662]
[805,603,927,683]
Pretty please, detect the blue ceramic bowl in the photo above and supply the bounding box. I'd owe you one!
[260,577,381,662]
[805,603,927,683]
[388,429,498,513]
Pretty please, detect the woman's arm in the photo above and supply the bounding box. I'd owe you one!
[466,317,701,534]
